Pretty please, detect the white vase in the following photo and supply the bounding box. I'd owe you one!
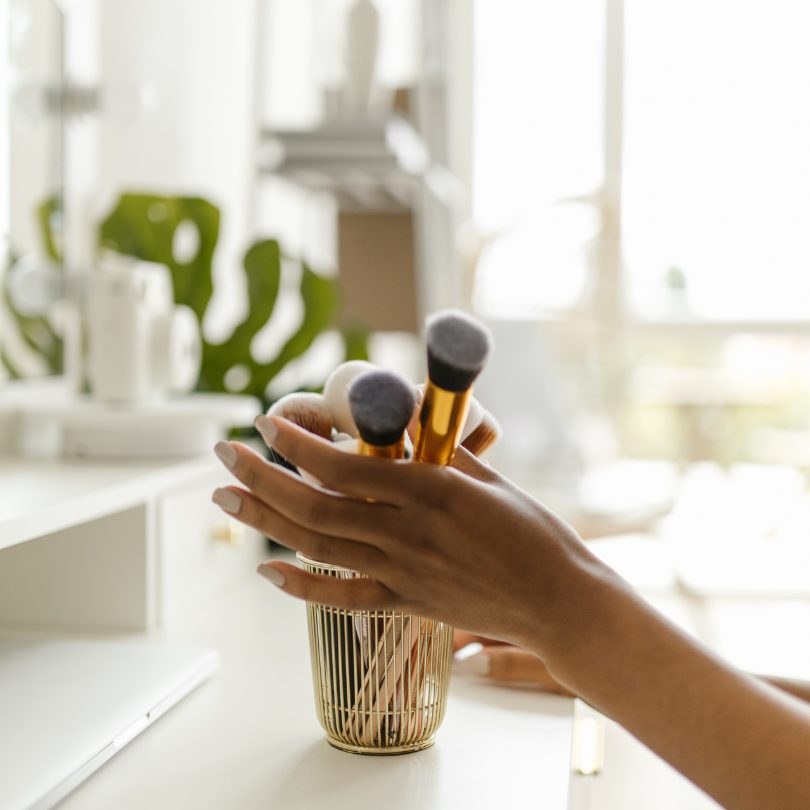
[343,0,380,114]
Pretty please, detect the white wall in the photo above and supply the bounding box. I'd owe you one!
[1,1,10,270]
[96,0,258,341]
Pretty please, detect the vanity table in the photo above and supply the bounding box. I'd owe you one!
[0,449,577,810]
[60,566,576,810]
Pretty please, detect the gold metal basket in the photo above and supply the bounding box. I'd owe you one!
[299,554,454,755]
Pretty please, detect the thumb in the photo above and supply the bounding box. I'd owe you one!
[455,646,575,696]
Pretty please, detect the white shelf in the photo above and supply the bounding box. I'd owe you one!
[0,454,220,551]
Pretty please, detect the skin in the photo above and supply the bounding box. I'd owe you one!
[213,416,810,810]
[452,631,810,703]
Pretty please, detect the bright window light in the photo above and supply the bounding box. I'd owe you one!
[473,1,810,322]
[624,0,810,320]
[472,0,604,317]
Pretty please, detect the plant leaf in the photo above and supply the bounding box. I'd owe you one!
[98,194,219,322]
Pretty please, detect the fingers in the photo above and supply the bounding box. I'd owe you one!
[453,629,510,651]
[456,646,575,696]
[213,486,388,575]
[255,416,420,505]
[215,440,399,547]
[449,445,500,483]
[257,561,402,612]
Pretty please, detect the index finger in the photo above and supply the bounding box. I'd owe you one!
[255,414,419,505]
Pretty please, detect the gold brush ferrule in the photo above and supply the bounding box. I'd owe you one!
[413,380,473,465]
[357,436,405,459]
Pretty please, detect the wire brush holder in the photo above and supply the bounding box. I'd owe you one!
[299,554,454,755]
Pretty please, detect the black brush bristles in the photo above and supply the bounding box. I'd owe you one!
[425,309,492,392]
[348,370,416,448]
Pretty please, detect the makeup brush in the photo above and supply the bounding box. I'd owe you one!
[347,370,416,460]
[266,392,334,472]
[338,370,418,744]
[323,360,376,437]
[461,404,501,457]
[267,392,334,438]
[412,384,502,459]
[414,310,492,465]
[376,311,491,742]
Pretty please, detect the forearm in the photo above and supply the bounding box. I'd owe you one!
[541,572,810,810]
[760,674,810,705]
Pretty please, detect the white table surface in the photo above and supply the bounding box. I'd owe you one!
[60,563,575,810]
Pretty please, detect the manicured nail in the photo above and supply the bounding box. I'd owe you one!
[214,441,237,470]
[453,652,491,677]
[257,563,286,587]
[255,415,278,445]
[212,488,242,514]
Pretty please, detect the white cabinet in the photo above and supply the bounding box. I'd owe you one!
[158,468,262,627]
[0,455,262,633]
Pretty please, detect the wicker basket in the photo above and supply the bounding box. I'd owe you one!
[299,553,454,754]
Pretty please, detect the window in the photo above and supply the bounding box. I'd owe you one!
[472,0,810,323]
[624,0,810,320]
[470,1,810,468]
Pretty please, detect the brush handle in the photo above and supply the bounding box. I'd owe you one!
[345,614,407,744]
[414,382,472,465]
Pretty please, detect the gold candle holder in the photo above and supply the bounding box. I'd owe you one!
[299,553,454,755]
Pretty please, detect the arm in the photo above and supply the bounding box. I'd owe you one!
[212,417,810,810]
[454,638,810,705]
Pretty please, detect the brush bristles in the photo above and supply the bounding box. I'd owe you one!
[268,392,333,439]
[323,360,376,436]
[348,370,416,447]
[426,310,492,392]
[461,411,501,456]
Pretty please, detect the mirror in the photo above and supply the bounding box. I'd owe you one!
[1,0,64,380]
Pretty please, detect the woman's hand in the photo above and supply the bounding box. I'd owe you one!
[212,416,810,810]
[212,414,616,662]
[453,631,575,696]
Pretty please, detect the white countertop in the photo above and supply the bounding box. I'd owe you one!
[59,564,575,810]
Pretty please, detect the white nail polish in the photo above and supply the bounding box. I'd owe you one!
[257,564,286,587]
[214,441,237,470]
[212,488,242,514]
[255,415,278,444]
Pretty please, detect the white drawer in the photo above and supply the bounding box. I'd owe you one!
[157,470,263,627]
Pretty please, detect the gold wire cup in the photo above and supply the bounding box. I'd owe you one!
[298,553,454,755]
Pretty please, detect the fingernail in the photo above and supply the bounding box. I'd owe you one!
[212,488,242,514]
[257,563,286,587]
[453,652,491,677]
[214,441,237,470]
[255,415,278,445]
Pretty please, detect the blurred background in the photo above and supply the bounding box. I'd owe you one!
[3,2,810,806]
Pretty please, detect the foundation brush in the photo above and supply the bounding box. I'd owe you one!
[265,392,334,472]
[414,309,492,465]
[342,370,416,744]
[347,370,416,460]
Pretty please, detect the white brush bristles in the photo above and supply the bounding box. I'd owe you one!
[461,409,501,457]
[323,360,376,436]
[267,392,333,439]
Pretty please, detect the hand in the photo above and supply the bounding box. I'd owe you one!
[453,631,575,696]
[212,415,615,663]
[213,418,810,810]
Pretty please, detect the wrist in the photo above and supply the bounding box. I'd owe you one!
[522,552,642,690]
